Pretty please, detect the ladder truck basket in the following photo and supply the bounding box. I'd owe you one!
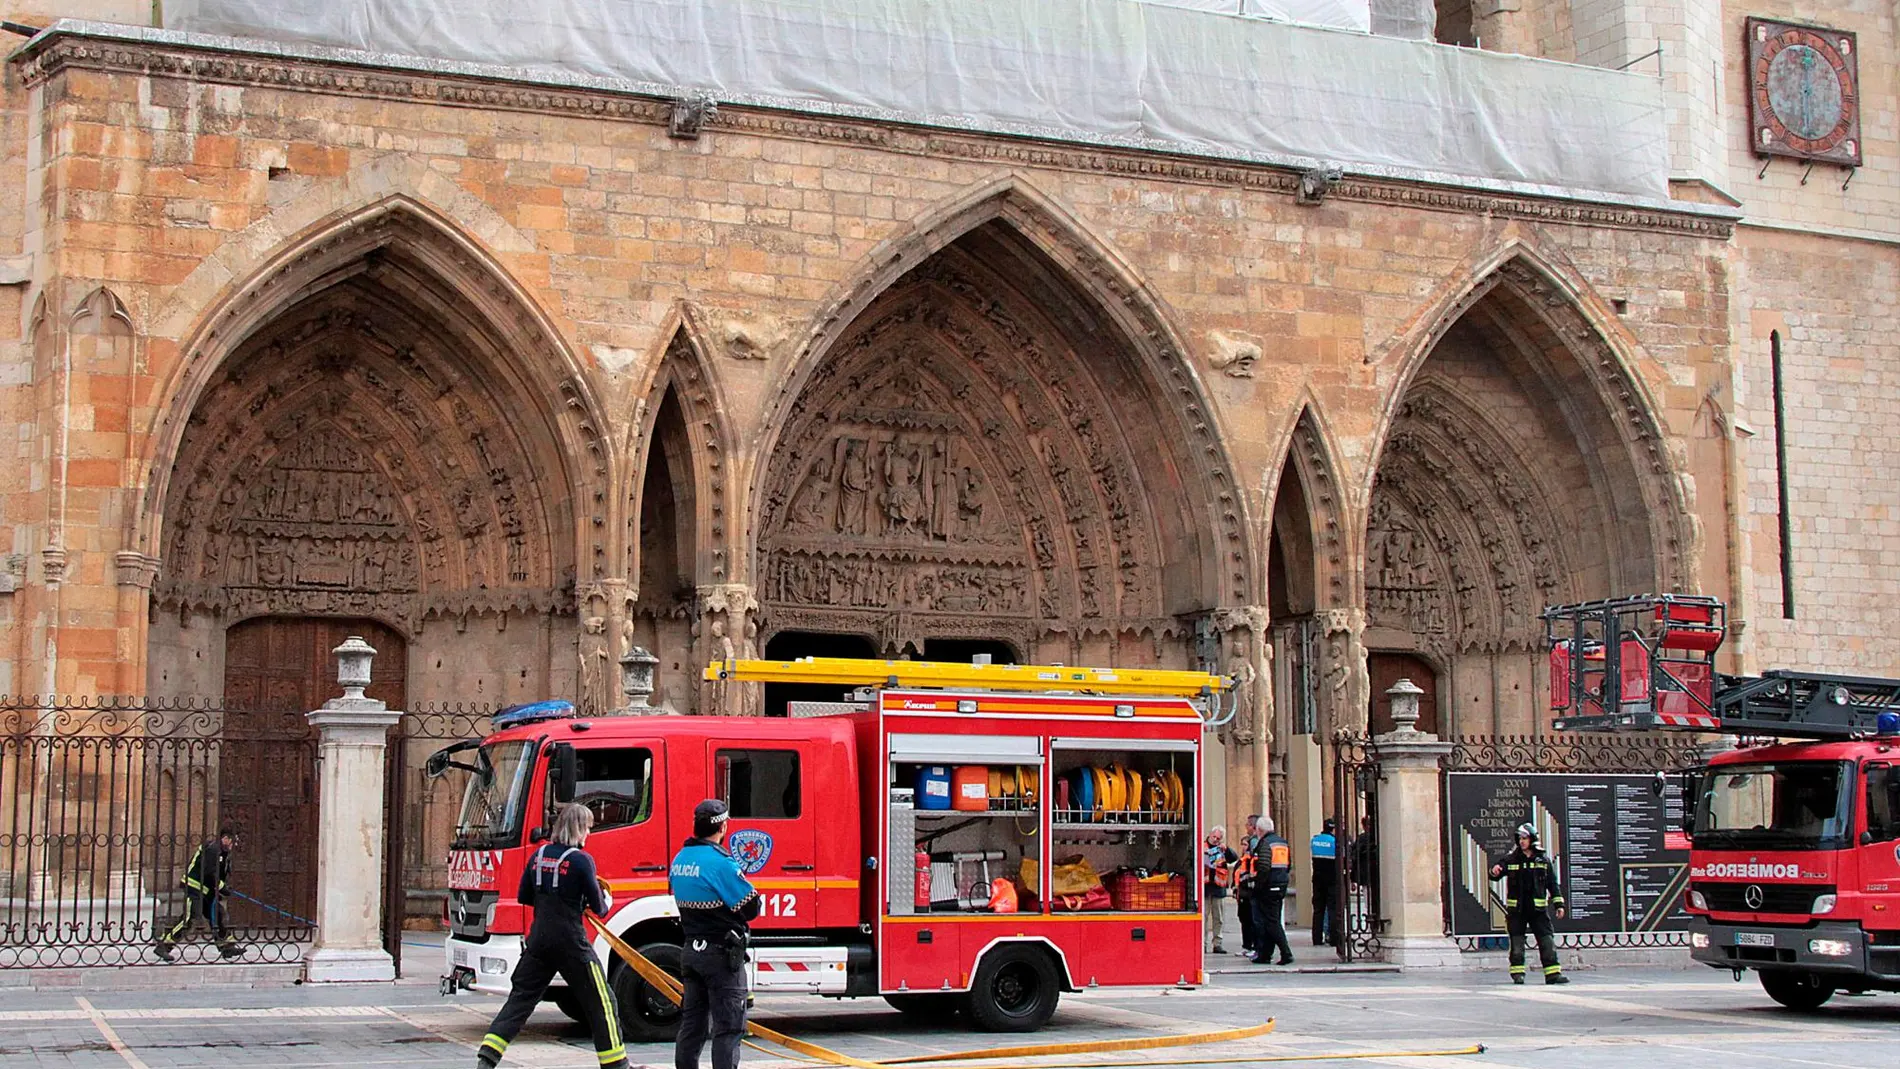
[1543,594,1723,732]
[1545,594,1900,738]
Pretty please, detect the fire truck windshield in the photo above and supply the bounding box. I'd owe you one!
[1692,760,1853,851]
[453,739,538,849]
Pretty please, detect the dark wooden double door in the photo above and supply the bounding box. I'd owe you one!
[221,617,408,925]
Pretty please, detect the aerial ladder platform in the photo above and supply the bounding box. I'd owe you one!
[1544,594,1900,739]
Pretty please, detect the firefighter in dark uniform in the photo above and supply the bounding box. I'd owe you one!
[476,803,627,1069]
[670,798,761,1069]
[1488,822,1570,985]
[155,826,241,961]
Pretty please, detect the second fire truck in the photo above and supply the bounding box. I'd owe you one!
[1547,594,1900,1009]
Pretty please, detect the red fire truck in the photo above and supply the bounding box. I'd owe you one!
[432,657,1223,1035]
[1546,595,1900,1009]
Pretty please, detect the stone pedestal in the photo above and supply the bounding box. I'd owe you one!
[1374,679,1460,969]
[303,637,404,983]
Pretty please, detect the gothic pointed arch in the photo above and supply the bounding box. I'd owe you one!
[751,177,1254,660]
[1365,241,1682,733]
[146,196,604,635]
[626,308,737,595]
[1369,240,1692,592]
[133,195,612,583]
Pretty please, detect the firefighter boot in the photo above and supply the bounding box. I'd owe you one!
[1511,973,1524,985]
[153,940,175,963]
[218,941,242,960]
[1545,972,1570,985]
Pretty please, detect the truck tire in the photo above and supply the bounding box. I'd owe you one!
[965,946,1061,1032]
[549,985,589,1023]
[610,940,684,1041]
[1760,970,1836,1011]
[882,992,964,1023]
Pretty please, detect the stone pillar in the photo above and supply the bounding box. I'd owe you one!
[1374,678,1460,968]
[303,636,403,983]
[695,584,759,715]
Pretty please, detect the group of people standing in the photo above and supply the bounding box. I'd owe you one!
[1202,814,1569,985]
[1202,815,1378,964]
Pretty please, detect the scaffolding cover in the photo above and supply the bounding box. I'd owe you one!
[161,0,1669,199]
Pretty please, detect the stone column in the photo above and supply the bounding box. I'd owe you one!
[1374,678,1460,968]
[303,636,404,983]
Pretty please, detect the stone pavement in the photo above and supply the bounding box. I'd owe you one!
[0,947,1895,1069]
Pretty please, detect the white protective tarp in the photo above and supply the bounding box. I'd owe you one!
[160,0,1669,199]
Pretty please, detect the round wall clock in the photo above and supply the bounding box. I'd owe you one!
[1746,17,1861,167]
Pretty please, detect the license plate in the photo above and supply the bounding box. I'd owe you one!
[453,948,469,965]
[1735,933,1775,948]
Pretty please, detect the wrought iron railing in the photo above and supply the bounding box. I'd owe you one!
[0,695,317,968]
[1329,731,1383,962]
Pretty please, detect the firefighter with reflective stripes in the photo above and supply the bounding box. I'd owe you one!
[477,803,628,1069]
[1488,822,1570,985]
[155,826,241,961]
[671,798,761,1069]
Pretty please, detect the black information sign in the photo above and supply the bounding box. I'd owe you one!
[1445,772,1689,937]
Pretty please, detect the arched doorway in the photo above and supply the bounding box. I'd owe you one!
[220,616,407,922]
[1365,256,1686,736]
[753,204,1247,673]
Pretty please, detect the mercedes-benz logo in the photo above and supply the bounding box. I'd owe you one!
[1744,884,1765,909]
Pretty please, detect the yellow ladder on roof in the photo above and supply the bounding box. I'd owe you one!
[703,657,1227,698]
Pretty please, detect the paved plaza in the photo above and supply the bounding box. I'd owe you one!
[2,949,1895,1069]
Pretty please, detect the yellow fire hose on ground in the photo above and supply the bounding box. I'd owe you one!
[587,916,1480,1067]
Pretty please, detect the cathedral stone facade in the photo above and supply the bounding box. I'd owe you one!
[0,1,1894,912]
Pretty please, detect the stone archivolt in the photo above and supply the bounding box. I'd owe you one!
[760,243,1189,654]
[1367,383,1574,654]
[157,296,569,631]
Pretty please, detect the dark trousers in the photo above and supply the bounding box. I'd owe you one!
[676,942,748,1069]
[1311,879,1339,946]
[1506,908,1561,977]
[480,945,624,1068]
[158,890,230,948]
[1235,891,1256,949]
[1250,887,1293,963]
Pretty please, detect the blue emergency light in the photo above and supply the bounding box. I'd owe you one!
[492,700,577,730]
[1878,711,1900,736]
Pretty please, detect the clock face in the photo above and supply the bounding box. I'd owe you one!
[1747,17,1861,167]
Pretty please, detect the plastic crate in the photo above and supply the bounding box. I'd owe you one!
[1107,871,1186,911]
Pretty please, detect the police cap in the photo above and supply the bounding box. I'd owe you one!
[693,798,730,839]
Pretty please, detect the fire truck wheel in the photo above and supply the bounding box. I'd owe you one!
[882,992,964,1023]
[966,946,1061,1032]
[1759,969,1836,1011]
[610,940,685,1041]
[549,985,589,1023]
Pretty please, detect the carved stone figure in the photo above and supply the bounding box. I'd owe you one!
[879,440,929,535]
[788,457,835,529]
[837,439,871,535]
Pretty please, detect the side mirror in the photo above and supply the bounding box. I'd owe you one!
[426,750,449,779]
[1676,767,1704,838]
[1862,830,1875,846]
[530,825,550,844]
[551,742,578,804]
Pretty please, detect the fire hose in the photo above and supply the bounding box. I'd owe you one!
[586,916,1480,1067]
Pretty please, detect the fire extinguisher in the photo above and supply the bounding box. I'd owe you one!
[914,849,933,912]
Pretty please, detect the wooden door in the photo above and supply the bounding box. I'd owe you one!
[221,617,408,922]
[1368,652,1437,736]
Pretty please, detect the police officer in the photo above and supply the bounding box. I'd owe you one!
[671,799,761,1069]
[476,803,627,1069]
[1309,817,1339,948]
[1488,822,1570,985]
[1248,817,1294,966]
[155,825,241,961]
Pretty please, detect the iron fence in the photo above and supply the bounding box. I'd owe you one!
[0,696,317,968]
[1441,732,1702,952]
[387,703,495,967]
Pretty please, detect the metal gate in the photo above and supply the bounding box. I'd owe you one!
[0,697,316,967]
[1329,731,1383,961]
[383,703,495,972]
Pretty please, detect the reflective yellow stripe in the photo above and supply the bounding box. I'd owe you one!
[1544,965,1562,975]
[481,1034,509,1054]
[597,1049,625,1065]
[590,960,621,1052]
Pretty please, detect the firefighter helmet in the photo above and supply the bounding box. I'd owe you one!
[1515,822,1537,841]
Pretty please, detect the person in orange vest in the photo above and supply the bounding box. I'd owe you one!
[1248,817,1294,966]
[1201,826,1240,953]
[1234,814,1261,954]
